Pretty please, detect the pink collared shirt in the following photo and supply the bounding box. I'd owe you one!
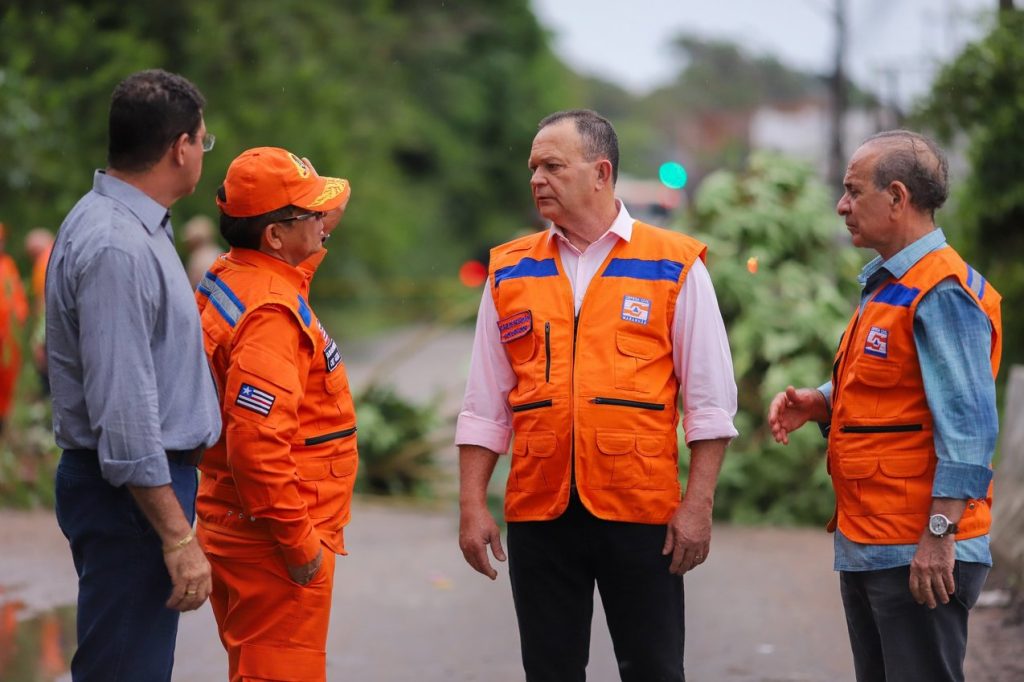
[455,202,739,455]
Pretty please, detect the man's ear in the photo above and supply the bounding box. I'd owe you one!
[595,159,613,188]
[262,221,284,252]
[169,132,190,167]
[889,181,910,214]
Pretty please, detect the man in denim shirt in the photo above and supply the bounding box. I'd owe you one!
[768,130,1000,682]
[46,70,222,681]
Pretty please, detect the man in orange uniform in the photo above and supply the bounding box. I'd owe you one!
[0,222,28,430]
[196,147,357,682]
[769,131,1000,681]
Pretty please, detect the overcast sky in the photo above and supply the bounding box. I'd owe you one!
[530,0,997,107]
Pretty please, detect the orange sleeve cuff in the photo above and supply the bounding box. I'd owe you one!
[278,523,322,567]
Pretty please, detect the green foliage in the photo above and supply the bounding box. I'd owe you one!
[353,384,439,496]
[0,0,567,281]
[685,151,863,524]
[914,9,1024,371]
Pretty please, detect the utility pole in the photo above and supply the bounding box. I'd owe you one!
[828,0,848,195]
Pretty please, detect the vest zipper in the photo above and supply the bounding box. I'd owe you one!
[511,399,553,413]
[544,322,551,383]
[591,397,666,411]
[839,423,923,434]
[304,426,357,446]
[571,313,579,492]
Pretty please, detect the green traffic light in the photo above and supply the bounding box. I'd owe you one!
[659,162,688,189]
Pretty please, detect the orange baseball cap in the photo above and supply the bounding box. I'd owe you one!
[216,147,351,218]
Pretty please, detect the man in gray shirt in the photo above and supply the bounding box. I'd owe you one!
[46,69,222,681]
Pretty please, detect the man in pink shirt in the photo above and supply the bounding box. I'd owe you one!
[457,109,738,681]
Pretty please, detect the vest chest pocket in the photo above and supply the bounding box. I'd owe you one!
[503,331,538,393]
[614,332,656,393]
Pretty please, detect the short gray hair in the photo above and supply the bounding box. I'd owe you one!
[864,130,949,217]
[538,109,619,184]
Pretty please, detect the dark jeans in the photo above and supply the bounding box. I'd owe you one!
[840,562,989,682]
[507,494,685,682]
[55,449,198,682]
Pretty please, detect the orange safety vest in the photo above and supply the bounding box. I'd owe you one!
[490,222,707,524]
[828,245,1001,544]
[196,248,358,556]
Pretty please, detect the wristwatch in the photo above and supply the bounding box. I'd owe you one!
[927,513,959,538]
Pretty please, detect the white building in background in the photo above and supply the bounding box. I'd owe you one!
[750,99,887,179]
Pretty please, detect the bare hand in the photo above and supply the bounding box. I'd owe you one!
[768,386,825,445]
[459,505,506,580]
[287,548,323,586]
[909,535,955,609]
[662,500,712,575]
[164,540,212,612]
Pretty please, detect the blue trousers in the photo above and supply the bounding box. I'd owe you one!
[507,494,685,682]
[55,450,197,682]
[840,561,989,682]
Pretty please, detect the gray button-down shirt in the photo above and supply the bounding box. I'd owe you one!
[46,170,222,487]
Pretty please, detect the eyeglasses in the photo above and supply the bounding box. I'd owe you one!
[201,133,216,153]
[276,211,325,224]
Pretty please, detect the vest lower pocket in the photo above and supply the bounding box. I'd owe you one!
[510,431,559,492]
[587,430,674,490]
[836,452,932,516]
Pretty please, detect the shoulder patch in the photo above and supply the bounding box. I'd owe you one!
[236,383,276,417]
[498,310,533,343]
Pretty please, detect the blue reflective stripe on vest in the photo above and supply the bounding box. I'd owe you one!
[297,295,312,326]
[872,282,921,308]
[967,265,986,300]
[494,258,559,287]
[198,272,246,327]
[601,258,684,283]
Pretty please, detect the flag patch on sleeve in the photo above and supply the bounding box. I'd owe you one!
[236,383,276,416]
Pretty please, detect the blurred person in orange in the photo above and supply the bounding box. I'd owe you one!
[196,147,356,682]
[24,227,54,394]
[0,222,29,432]
[182,214,224,289]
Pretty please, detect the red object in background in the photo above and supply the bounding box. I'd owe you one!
[459,260,487,287]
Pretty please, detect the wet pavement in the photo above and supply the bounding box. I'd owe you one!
[2,325,1017,680]
[3,501,859,682]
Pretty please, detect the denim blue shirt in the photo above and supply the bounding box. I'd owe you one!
[46,171,222,488]
[819,229,997,570]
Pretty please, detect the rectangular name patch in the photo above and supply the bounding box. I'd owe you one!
[498,310,533,343]
[621,295,651,325]
[236,383,276,417]
[864,326,889,358]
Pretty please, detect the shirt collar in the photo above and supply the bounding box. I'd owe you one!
[92,170,170,237]
[858,228,947,289]
[547,199,634,247]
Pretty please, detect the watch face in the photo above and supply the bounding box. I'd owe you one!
[929,514,950,536]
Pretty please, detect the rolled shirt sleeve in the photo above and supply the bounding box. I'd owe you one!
[76,247,169,487]
[914,279,998,500]
[672,258,739,443]
[454,288,517,454]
